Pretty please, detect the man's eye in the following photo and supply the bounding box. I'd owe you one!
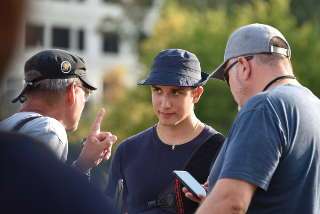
[173,91,180,96]
[152,88,161,94]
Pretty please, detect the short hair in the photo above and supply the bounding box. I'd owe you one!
[255,37,291,65]
[26,77,80,92]
[23,78,81,104]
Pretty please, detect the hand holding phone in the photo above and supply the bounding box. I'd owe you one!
[173,170,207,198]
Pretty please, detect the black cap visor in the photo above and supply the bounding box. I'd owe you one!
[209,61,227,81]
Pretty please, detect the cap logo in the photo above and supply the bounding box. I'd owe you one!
[61,61,72,73]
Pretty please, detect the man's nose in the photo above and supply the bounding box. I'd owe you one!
[161,96,172,108]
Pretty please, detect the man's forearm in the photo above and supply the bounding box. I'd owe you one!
[196,193,247,214]
[196,178,256,214]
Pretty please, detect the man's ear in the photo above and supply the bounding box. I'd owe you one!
[238,57,252,81]
[65,82,76,105]
[192,86,204,104]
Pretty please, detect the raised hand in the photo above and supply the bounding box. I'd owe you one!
[74,108,117,172]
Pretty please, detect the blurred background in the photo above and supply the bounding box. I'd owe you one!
[1,0,320,190]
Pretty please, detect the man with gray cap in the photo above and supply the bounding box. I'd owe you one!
[0,49,117,174]
[105,49,224,213]
[195,23,320,213]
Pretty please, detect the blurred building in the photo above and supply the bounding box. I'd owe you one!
[0,0,163,117]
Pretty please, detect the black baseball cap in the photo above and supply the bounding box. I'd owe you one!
[12,49,96,103]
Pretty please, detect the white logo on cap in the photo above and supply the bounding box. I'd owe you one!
[61,61,72,73]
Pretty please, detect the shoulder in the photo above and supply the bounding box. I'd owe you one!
[12,112,67,144]
[238,85,312,121]
[244,84,308,111]
[120,126,155,145]
[115,126,155,157]
[204,124,223,136]
[36,116,68,145]
[203,124,225,141]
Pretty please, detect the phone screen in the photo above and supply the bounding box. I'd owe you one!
[173,170,207,198]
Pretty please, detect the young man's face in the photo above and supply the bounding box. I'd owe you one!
[151,85,201,126]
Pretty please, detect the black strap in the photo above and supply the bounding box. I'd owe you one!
[262,75,296,91]
[150,132,225,213]
[11,116,42,132]
[181,133,224,214]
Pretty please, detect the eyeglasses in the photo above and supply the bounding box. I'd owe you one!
[223,56,254,85]
[76,84,92,102]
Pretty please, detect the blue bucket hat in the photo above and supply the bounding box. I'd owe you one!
[138,49,209,86]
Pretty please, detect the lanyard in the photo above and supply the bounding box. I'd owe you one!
[262,75,296,91]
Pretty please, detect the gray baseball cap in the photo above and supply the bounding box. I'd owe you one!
[210,23,291,80]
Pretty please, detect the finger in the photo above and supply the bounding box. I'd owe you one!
[98,133,117,145]
[185,192,200,203]
[96,132,112,141]
[103,151,111,160]
[182,187,189,193]
[90,108,106,134]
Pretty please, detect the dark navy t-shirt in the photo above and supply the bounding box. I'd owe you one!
[208,84,320,213]
[106,124,221,213]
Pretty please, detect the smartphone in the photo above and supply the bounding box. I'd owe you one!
[173,170,207,198]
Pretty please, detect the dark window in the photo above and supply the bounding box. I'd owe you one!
[25,24,44,48]
[52,27,70,48]
[102,0,118,3]
[102,32,119,53]
[78,29,85,51]
[103,0,152,5]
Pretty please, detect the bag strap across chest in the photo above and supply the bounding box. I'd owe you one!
[11,116,42,132]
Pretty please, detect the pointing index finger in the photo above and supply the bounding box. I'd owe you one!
[90,108,106,134]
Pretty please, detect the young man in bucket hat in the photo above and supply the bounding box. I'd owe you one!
[0,49,117,174]
[194,23,320,213]
[105,48,225,213]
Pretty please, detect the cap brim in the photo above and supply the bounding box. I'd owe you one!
[138,71,209,87]
[209,61,227,81]
[11,85,28,103]
[79,76,97,90]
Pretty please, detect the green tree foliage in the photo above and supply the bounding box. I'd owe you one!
[291,0,320,24]
[140,0,320,135]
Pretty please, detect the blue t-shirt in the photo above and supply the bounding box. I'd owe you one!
[208,84,320,213]
[106,124,222,214]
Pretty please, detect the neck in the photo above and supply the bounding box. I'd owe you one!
[20,101,66,128]
[262,75,296,91]
[156,114,204,146]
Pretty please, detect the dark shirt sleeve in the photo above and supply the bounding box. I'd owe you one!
[105,143,127,212]
[219,107,285,190]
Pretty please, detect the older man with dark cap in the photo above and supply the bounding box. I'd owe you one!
[0,49,117,174]
[194,23,320,214]
[105,48,224,213]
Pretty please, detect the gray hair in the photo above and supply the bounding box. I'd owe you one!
[254,37,291,66]
[30,77,80,92]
